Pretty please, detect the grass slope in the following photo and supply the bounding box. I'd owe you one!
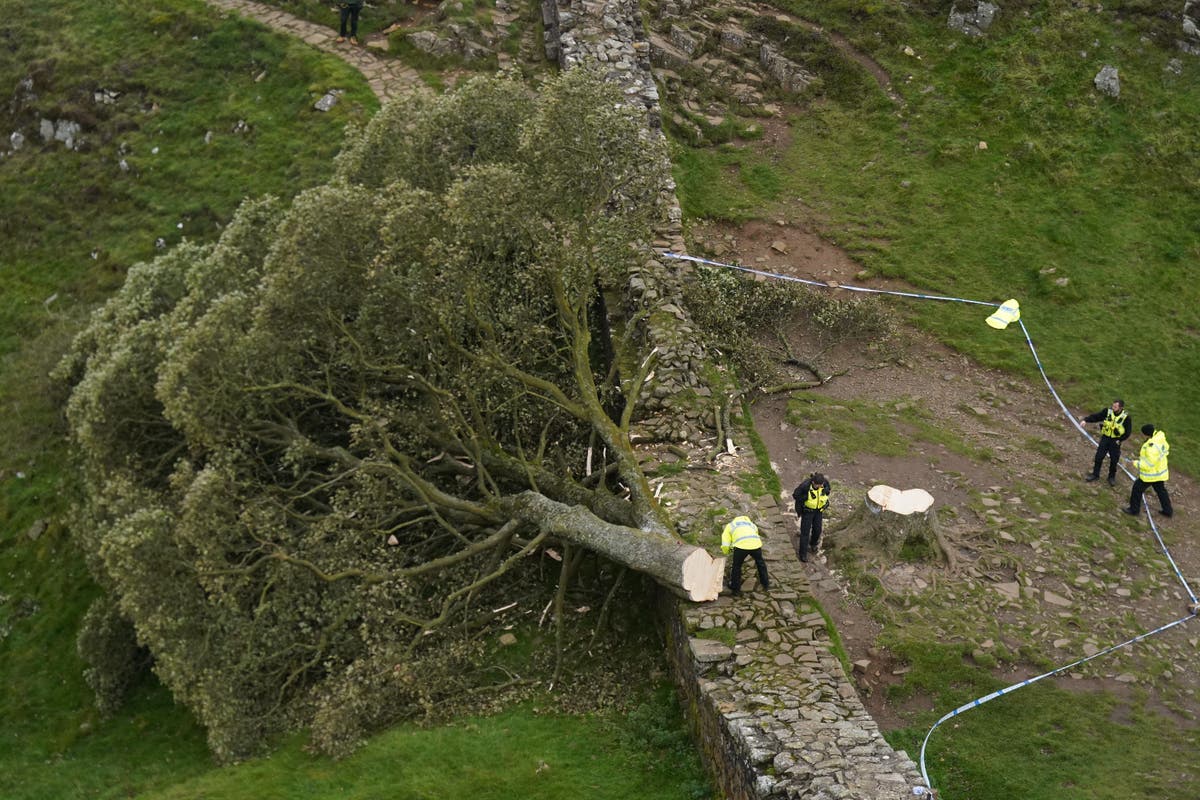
[141,694,708,800]
[671,2,1200,797]
[674,1,1200,475]
[883,642,1195,799]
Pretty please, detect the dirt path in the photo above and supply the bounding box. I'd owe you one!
[757,4,901,104]
[693,215,1200,732]
[203,0,430,102]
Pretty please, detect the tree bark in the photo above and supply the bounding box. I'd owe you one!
[830,485,942,560]
[504,490,725,601]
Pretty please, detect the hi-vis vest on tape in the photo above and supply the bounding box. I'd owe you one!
[985,299,1021,330]
[721,516,762,553]
[1136,431,1170,482]
[804,485,829,511]
[1101,408,1128,439]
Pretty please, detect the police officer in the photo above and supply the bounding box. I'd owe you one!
[1078,399,1130,486]
[792,472,831,563]
[1124,424,1173,518]
[721,516,769,596]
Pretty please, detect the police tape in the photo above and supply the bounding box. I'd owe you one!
[661,250,1199,795]
[915,614,1194,790]
[663,252,996,307]
[1013,315,1196,613]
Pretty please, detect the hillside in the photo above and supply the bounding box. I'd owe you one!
[3,0,1199,798]
[661,1,1200,795]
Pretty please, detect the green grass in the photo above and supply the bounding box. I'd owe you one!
[138,688,708,800]
[671,143,789,221]
[883,641,1198,800]
[671,2,1200,476]
[735,403,784,498]
[786,394,989,462]
[693,627,737,647]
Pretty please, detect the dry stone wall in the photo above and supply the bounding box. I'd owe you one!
[543,5,928,797]
[650,438,926,799]
[542,0,717,442]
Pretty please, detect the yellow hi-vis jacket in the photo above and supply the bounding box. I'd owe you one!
[1101,408,1127,439]
[804,485,829,511]
[721,516,761,554]
[1135,431,1170,482]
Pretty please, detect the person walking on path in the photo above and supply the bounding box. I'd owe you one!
[337,0,364,45]
[1079,399,1131,486]
[1124,423,1173,518]
[721,515,769,596]
[792,472,831,563]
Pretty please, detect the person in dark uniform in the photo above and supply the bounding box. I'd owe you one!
[792,472,831,562]
[1078,399,1131,486]
[336,0,364,45]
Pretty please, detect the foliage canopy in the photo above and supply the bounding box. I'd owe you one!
[58,70,679,761]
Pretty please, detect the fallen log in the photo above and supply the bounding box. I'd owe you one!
[507,491,727,601]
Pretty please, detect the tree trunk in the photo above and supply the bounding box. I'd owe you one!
[505,490,726,601]
[830,485,942,560]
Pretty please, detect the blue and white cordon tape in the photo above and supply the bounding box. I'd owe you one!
[662,251,1198,798]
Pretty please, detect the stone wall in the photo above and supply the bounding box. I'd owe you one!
[544,5,927,797]
[543,0,716,443]
[651,438,926,799]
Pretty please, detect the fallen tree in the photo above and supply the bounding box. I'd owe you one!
[58,70,721,762]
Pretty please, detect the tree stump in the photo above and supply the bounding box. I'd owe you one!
[831,485,947,564]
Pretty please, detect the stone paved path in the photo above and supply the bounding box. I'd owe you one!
[655,430,926,799]
[203,0,429,103]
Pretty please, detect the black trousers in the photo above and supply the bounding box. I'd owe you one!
[798,510,823,559]
[1129,479,1173,516]
[1091,437,1122,479]
[729,546,769,593]
[339,5,360,36]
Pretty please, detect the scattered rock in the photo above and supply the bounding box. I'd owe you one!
[948,1,999,38]
[314,90,342,112]
[39,118,82,150]
[1043,590,1071,607]
[993,581,1021,601]
[1094,65,1120,98]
